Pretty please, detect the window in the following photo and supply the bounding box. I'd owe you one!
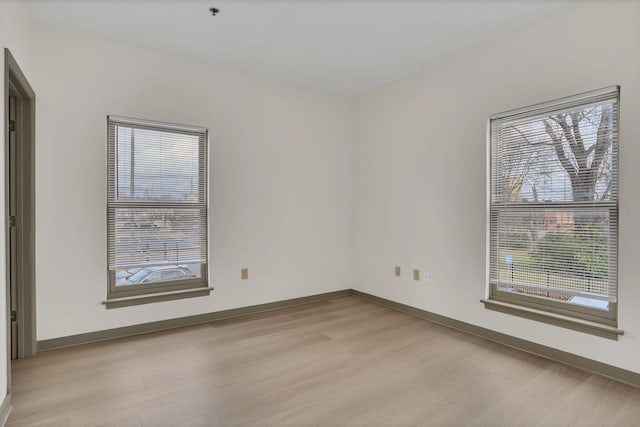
[486,87,620,335]
[106,116,209,306]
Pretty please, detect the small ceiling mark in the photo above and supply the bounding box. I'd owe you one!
[209,7,220,17]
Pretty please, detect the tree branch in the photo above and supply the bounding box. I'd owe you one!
[555,114,587,171]
[570,111,585,151]
[599,180,612,202]
[591,105,613,178]
[544,119,575,177]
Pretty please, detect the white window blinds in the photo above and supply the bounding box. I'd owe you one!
[489,87,619,304]
[107,116,208,271]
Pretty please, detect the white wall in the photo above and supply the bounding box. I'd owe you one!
[353,1,640,374]
[15,0,640,378]
[0,0,35,401]
[33,24,352,340]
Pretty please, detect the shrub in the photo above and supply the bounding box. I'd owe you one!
[531,231,608,279]
[501,231,531,250]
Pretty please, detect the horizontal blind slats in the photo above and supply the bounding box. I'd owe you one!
[489,207,617,301]
[489,87,618,306]
[107,116,208,271]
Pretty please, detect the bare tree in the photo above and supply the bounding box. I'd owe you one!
[542,105,614,202]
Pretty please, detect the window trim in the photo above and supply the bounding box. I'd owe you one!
[102,287,213,309]
[489,284,617,325]
[485,86,620,332]
[481,298,623,340]
[107,269,208,299]
[106,115,210,306]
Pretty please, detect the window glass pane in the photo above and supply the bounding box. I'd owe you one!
[494,101,616,203]
[491,207,614,304]
[109,207,206,268]
[115,126,201,202]
[115,263,202,287]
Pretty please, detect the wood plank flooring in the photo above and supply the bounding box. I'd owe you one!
[7,296,640,426]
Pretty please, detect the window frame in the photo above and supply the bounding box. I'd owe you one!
[485,86,620,330]
[105,115,210,305]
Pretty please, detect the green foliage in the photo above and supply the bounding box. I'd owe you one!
[501,231,531,250]
[531,230,608,279]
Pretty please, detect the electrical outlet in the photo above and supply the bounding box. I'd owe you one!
[241,268,249,280]
[423,272,430,282]
[413,269,420,281]
[394,266,401,277]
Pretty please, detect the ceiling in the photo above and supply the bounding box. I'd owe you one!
[27,0,571,98]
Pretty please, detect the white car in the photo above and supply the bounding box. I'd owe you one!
[116,265,195,286]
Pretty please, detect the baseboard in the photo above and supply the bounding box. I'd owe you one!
[350,289,640,389]
[0,394,11,427]
[38,289,351,351]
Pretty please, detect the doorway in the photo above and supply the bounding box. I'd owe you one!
[4,49,36,363]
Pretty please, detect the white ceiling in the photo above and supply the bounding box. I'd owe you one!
[27,0,571,98]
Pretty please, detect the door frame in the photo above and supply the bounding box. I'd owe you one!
[4,47,36,377]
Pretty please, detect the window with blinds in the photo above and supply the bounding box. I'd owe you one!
[488,86,619,325]
[107,116,208,299]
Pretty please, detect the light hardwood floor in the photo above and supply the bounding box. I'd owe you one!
[7,296,640,426]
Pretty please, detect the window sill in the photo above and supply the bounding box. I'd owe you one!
[481,299,623,340]
[103,287,213,309]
